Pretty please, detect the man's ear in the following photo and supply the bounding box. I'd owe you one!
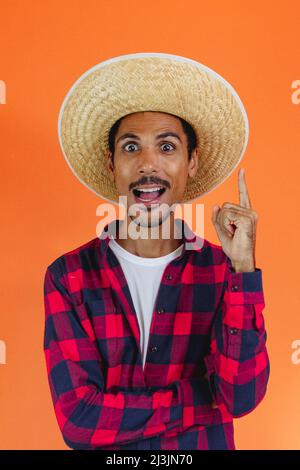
[107,151,115,183]
[188,148,199,179]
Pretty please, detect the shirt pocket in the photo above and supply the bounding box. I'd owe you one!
[89,297,124,365]
[90,297,117,316]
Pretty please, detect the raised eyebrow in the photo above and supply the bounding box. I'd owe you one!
[156,132,182,143]
[116,132,182,144]
[116,133,139,144]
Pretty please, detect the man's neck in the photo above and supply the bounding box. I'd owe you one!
[114,214,183,258]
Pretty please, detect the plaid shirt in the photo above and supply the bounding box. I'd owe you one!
[43,218,270,450]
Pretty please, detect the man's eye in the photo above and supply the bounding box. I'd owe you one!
[123,142,138,152]
[161,142,175,152]
[122,142,175,152]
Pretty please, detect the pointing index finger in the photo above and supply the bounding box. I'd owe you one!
[239,168,251,209]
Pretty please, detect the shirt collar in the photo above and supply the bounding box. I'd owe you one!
[98,218,206,256]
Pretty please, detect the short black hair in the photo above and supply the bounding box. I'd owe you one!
[108,112,197,163]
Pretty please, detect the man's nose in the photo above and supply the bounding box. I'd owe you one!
[137,147,160,173]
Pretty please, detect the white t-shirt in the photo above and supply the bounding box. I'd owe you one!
[108,237,184,369]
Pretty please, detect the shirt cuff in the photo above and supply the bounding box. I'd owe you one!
[225,268,265,305]
[224,268,265,330]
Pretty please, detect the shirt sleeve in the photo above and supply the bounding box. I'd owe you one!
[43,265,214,449]
[203,256,270,418]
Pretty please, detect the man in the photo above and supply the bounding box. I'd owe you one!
[43,53,270,450]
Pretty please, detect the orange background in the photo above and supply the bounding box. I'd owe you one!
[1,0,300,450]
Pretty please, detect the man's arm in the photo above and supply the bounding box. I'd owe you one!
[204,256,270,417]
[43,264,215,449]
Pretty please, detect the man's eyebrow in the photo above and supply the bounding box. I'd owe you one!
[116,132,182,144]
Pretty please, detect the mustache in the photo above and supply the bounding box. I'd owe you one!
[129,176,170,191]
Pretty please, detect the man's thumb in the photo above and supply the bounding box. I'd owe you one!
[212,205,220,225]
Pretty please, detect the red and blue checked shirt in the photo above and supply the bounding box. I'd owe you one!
[43,218,270,450]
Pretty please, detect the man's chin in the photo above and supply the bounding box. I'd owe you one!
[129,205,171,228]
[129,213,165,228]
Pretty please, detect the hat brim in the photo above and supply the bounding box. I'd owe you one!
[58,52,249,205]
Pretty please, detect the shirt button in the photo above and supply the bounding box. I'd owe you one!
[166,274,172,280]
[229,328,238,335]
[157,308,165,314]
[151,346,158,353]
[231,285,239,292]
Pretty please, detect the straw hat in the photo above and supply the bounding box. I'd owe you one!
[58,52,249,204]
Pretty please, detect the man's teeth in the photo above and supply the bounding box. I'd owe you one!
[137,187,162,193]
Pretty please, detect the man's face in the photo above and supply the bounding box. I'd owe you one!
[107,111,199,228]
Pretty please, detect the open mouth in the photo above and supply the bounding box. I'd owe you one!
[132,187,167,205]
